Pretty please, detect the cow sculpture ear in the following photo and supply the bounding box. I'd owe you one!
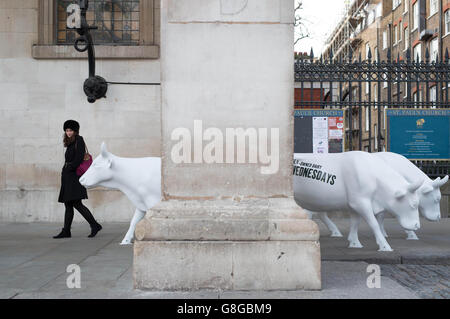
[421,184,434,194]
[101,142,109,158]
[407,178,423,193]
[395,189,407,199]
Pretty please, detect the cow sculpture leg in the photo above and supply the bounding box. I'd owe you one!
[350,201,393,251]
[120,208,146,245]
[318,212,343,237]
[375,212,388,238]
[405,230,419,240]
[347,212,363,248]
[303,209,343,237]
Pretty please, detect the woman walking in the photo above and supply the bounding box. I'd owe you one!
[53,120,102,239]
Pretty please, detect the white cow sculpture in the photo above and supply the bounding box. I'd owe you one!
[79,142,161,245]
[293,151,422,251]
[313,152,448,241]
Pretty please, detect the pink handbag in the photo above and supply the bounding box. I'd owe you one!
[75,142,92,177]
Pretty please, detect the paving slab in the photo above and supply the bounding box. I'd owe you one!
[0,221,444,299]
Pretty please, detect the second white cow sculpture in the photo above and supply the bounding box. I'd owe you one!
[293,151,422,251]
[314,152,448,241]
[79,142,161,245]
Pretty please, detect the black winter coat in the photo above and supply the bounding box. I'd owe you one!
[58,135,88,203]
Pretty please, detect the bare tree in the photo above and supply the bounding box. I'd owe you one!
[294,0,310,45]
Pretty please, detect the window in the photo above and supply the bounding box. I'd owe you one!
[365,107,369,131]
[404,0,409,13]
[393,0,402,10]
[374,124,378,151]
[430,37,438,62]
[366,82,370,94]
[430,86,437,108]
[383,31,388,49]
[404,27,409,50]
[374,47,378,62]
[394,25,399,44]
[429,0,438,17]
[446,10,450,35]
[413,2,419,30]
[365,42,370,60]
[374,84,378,108]
[57,0,140,45]
[399,24,402,42]
[413,43,422,62]
[34,0,159,59]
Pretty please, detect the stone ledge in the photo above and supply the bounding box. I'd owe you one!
[135,218,319,241]
[133,240,321,290]
[32,44,159,59]
[134,198,319,241]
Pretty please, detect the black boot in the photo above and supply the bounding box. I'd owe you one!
[88,223,102,238]
[53,228,71,239]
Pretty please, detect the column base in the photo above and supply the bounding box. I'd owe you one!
[133,198,321,291]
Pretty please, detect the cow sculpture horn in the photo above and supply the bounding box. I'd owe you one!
[436,175,449,188]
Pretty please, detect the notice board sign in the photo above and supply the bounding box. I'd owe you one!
[386,108,450,160]
[294,109,345,153]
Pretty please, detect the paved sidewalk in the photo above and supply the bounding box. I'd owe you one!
[317,217,450,264]
[1,220,447,299]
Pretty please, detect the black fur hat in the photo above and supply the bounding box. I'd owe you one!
[63,120,80,132]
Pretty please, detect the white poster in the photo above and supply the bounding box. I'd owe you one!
[312,117,328,153]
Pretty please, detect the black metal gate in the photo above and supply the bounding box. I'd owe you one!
[294,48,450,178]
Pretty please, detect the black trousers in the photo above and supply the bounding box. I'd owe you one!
[64,199,98,230]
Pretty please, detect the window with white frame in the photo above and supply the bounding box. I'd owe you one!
[374,124,378,150]
[430,86,437,108]
[399,24,402,42]
[446,10,450,35]
[394,25,399,44]
[404,0,409,13]
[383,31,388,49]
[404,27,409,50]
[393,0,402,10]
[374,46,378,62]
[413,43,422,62]
[365,107,369,131]
[430,0,438,17]
[366,82,370,94]
[365,42,370,60]
[413,2,419,30]
[374,84,378,108]
[430,37,438,62]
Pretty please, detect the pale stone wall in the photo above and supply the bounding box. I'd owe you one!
[0,0,161,223]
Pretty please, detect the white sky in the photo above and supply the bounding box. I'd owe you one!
[294,0,348,56]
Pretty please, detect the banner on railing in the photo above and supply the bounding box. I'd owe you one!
[294,109,345,154]
[385,109,450,160]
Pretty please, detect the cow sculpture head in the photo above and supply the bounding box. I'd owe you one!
[79,142,114,189]
[391,178,423,231]
[418,175,448,221]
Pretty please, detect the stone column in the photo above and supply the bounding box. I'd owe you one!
[133,0,321,290]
